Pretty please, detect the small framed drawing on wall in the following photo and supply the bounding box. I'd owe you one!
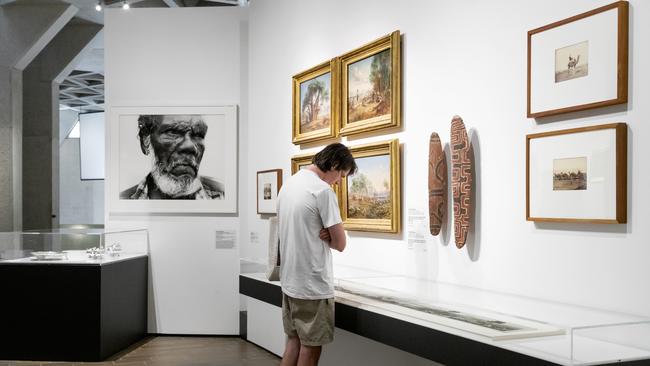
[526,123,627,224]
[527,2,628,118]
[257,169,282,214]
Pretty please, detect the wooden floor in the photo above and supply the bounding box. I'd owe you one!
[0,336,281,366]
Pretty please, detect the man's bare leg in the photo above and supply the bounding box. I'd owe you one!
[280,336,300,366]
[297,345,322,366]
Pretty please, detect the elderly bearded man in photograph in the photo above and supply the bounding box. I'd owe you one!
[120,114,225,200]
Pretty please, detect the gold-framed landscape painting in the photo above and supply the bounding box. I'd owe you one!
[290,152,315,175]
[292,59,339,145]
[341,139,400,233]
[290,152,341,202]
[340,31,401,136]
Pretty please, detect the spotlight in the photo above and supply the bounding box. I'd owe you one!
[122,1,130,9]
[95,1,102,11]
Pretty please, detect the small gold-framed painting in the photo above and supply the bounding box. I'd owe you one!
[341,139,400,233]
[290,152,314,175]
[257,169,282,214]
[526,123,627,223]
[340,31,401,136]
[527,2,628,118]
[292,59,339,145]
[290,152,341,205]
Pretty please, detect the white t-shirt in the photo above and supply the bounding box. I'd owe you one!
[278,169,341,299]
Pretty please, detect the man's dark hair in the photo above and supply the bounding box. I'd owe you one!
[137,115,163,154]
[312,143,357,176]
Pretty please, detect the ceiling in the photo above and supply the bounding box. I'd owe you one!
[51,0,247,111]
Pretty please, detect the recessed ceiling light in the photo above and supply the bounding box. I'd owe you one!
[122,1,130,10]
[95,1,102,11]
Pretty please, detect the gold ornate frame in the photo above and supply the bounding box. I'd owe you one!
[290,152,341,202]
[292,59,339,145]
[341,139,400,233]
[339,31,401,136]
[290,152,314,175]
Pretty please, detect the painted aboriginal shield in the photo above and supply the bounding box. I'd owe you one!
[450,115,472,248]
[428,133,447,236]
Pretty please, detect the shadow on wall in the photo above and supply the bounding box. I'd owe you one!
[466,128,481,262]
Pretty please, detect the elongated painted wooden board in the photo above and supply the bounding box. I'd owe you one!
[428,132,447,236]
[451,115,472,248]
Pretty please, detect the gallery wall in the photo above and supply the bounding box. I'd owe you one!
[104,7,248,334]
[245,0,650,317]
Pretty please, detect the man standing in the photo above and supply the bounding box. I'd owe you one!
[120,114,224,200]
[278,143,357,366]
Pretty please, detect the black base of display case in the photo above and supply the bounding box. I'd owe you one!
[0,256,148,362]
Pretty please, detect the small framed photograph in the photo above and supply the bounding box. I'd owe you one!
[257,169,282,214]
[341,139,400,233]
[340,31,401,136]
[292,59,338,145]
[527,2,628,118]
[526,123,627,223]
[107,106,238,213]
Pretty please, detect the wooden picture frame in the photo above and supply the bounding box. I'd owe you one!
[292,59,339,145]
[526,123,627,224]
[257,169,282,214]
[527,2,628,118]
[339,31,401,136]
[341,139,400,233]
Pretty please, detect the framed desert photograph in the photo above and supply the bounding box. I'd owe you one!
[291,152,341,201]
[257,169,282,214]
[292,59,338,145]
[526,123,627,223]
[340,31,401,136]
[108,106,238,213]
[341,139,400,233]
[527,1,628,118]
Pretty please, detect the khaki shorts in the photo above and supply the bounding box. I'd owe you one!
[282,293,335,346]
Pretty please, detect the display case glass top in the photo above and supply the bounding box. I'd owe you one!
[0,228,148,265]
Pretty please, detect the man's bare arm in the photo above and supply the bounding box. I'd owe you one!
[325,223,346,252]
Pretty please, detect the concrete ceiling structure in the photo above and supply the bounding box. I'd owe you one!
[43,0,248,111]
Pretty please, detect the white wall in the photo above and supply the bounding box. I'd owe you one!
[105,7,248,334]
[245,0,650,317]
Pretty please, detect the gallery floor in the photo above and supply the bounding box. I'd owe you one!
[0,336,280,366]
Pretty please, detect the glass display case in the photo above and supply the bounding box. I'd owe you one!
[0,228,148,265]
[0,228,149,361]
[333,265,650,365]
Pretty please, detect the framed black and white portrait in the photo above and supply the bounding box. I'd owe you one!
[108,106,238,213]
